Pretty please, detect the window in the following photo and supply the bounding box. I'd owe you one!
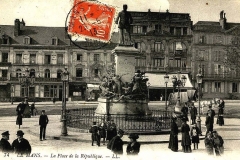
[24,37,30,44]
[232,83,238,93]
[134,42,141,51]
[30,69,35,77]
[44,85,50,97]
[30,54,36,64]
[57,54,63,64]
[94,69,98,77]
[133,26,143,33]
[170,27,174,35]
[214,64,223,74]
[77,54,82,61]
[214,51,221,62]
[153,58,164,67]
[29,87,35,98]
[57,69,62,79]
[94,54,99,62]
[45,69,50,78]
[215,82,221,92]
[155,24,161,32]
[2,70,7,78]
[52,37,58,45]
[183,28,188,35]
[16,54,22,63]
[176,58,181,67]
[2,53,8,62]
[199,36,206,43]
[154,42,164,52]
[2,35,9,44]
[76,68,83,77]
[45,55,51,64]
[142,26,147,33]
[176,27,181,36]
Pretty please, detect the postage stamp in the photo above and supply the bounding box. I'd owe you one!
[67,0,116,43]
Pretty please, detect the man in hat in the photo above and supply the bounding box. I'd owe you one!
[39,110,49,141]
[12,130,31,155]
[89,121,100,146]
[106,119,117,142]
[108,129,124,155]
[212,130,224,156]
[0,131,12,152]
[126,133,140,155]
[205,105,215,136]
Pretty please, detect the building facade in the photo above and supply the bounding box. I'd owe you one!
[0,9,194,102]
[192,10,240,99]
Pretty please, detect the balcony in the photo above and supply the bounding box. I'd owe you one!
[0,62,11,66]
[10,77,62,83]
[202,74,240,80]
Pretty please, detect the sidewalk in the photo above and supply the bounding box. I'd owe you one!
[27,115,238,144]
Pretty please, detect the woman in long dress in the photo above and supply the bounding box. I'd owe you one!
[181,117,192,153]
[168,116,178,152]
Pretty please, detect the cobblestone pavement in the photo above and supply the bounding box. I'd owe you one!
[0,115,240,160]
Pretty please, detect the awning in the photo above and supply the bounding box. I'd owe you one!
[145,73,193,89]
[87,84,100,92]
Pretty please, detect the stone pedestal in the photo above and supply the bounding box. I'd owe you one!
[113,45,139,83]
[95,98,152,116]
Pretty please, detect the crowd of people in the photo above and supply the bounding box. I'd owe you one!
[168,99,225,156]
[89,120,141,156]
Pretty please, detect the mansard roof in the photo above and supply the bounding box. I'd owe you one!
[0,25,70,45]
[193,21,240,33]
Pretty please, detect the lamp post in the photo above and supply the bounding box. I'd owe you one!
[18,68,35,100]
[196,73,203,134]
[147,82,151,100]
[171,71,187,113]
[61,68,69,136]
[11,84,14,105]
[164,73,169,111]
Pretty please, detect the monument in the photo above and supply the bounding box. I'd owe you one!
[95,4,151,118]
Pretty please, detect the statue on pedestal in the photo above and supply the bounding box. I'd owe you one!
[115,4,133,45]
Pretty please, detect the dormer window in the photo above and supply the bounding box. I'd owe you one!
[24,36,31,44]
[2,34,10,44]
[51,37,58,45]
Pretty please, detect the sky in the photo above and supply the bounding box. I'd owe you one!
[0,0,240,27]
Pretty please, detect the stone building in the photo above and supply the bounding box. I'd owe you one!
[192,10,240,99]
[129,9,194,100]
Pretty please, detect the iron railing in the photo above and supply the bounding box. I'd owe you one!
[66,108,172,132]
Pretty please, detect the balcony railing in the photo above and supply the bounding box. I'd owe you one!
[10,77,62,82]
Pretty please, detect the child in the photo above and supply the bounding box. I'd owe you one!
[190,123,200,150]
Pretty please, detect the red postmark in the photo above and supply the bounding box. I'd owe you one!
[68,0,116,42]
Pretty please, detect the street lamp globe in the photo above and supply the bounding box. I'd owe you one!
[181,75,187,86]
[171,75,177,83]
[164,74,169,83]
[196,74,203,84]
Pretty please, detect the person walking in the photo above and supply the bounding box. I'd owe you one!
[181,102,189,121]
[89,121,100,146]
[190,104,197,125]
[0,131,12,152]
[107,129,124,155]
[126,133,140,155]
[30,102,35,116]
[12,130,31,155]
[106,119,117,142]
[180,117,192,153]
[190,123,200,150]
[217,99,225,126]
[16,101,24,129]
[212,130,224,156]
[205,112,214,136]
[39,110,49,141]
[168,115,178,152]
[204,132,214,155]
[98,119,107,145]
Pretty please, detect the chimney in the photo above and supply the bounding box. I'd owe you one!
[219,10,227,30]
[14,19,20,37]
[20,19,25,30]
